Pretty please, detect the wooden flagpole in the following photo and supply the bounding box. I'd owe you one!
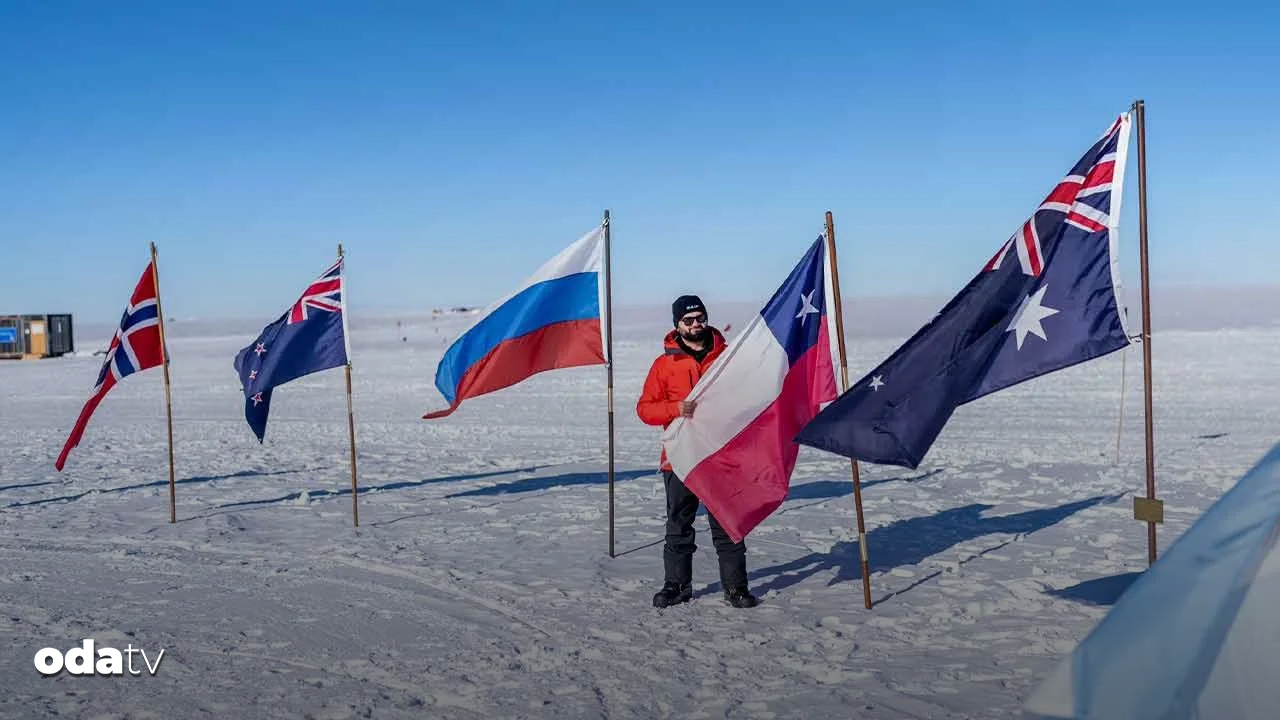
[824,211,873,609]
[339,243,360,528]
[1131,99,1162,565]
[149,242,178,524]
[604,210,617,558]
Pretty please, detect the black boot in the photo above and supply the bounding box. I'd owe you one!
[653,582,692,608]
[655,549,693,608]
[723,586,758,608]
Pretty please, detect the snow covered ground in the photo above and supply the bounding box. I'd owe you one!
[2,290,1278,719]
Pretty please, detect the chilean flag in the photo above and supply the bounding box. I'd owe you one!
[662,235,840,543]
[424,224,608,419]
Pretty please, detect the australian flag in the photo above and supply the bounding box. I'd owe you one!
[795,112,1135,469]
[234,257,348,441]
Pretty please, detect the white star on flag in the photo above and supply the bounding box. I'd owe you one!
[795,289,819,324]
[1007,284,1060,350]
[869,375,885,391]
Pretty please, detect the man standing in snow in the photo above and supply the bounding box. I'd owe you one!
[636,295,759,609]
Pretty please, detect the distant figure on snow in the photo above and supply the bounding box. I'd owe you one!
[636,294,758,609]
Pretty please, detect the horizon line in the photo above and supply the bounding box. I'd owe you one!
[46,279,1280,327]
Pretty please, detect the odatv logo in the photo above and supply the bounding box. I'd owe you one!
[34,639,165,676]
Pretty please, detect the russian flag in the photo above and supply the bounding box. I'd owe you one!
[424,225,608,419]
[662,235,840,543]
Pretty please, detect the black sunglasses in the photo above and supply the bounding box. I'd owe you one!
[679,314,707,326]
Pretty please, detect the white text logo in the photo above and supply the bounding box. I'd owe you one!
[34,639,165,676]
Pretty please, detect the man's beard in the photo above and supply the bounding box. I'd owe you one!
[678,326,709,343]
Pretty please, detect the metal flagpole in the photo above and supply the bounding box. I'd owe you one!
[824,211,873,609]
[339,243,360,528]
[1131,99,1162,565]
[604,210,617,558]
[149,242,178,524]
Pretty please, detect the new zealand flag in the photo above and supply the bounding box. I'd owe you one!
[795,113,1135,469]
[234,257,348,441]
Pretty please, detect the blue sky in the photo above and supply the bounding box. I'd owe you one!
[3,1,1277,323]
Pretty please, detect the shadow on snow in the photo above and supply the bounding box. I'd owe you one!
[5,468,309,508]
[1046,570,1144,606]
[214,466,652,509]
[443,469,655,498]
[724,493,1124,602]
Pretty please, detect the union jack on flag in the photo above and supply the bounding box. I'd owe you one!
[288,258,343,323]
[56,261,168,471]
[983,115,1125,277]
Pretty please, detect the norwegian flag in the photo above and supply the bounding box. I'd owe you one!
[56,262,167,471]
[233,256,349,441]
[796,112,1135,469]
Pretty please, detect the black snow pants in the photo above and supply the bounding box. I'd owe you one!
[662,470,748,591]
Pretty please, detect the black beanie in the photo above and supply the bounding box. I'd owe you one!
[672,294,707,325]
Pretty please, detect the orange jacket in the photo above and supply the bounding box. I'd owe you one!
[636,327,728,471]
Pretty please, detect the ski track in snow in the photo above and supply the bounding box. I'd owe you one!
[1,310,1277,719]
